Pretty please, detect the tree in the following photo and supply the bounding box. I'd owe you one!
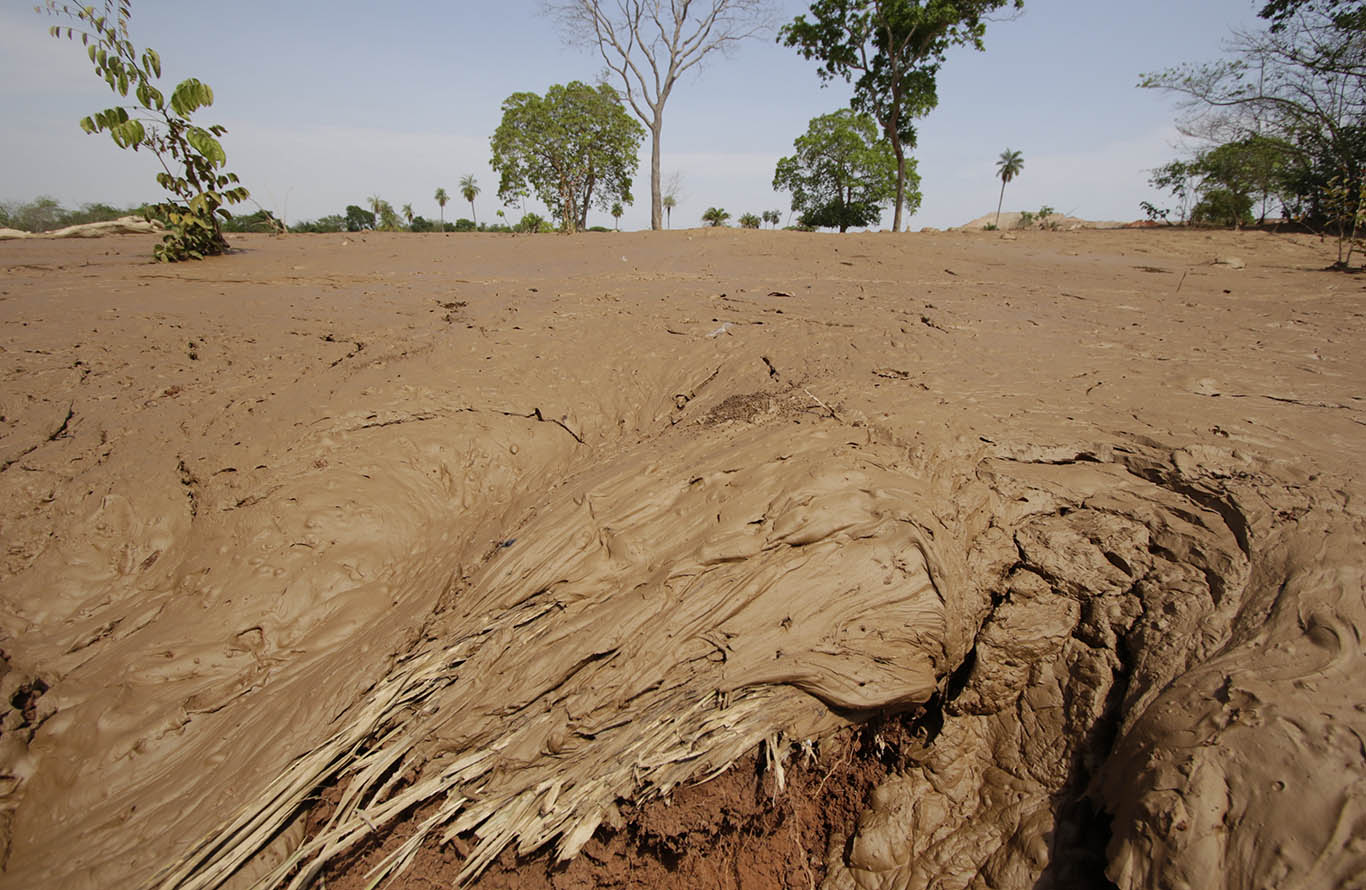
[994,147,1023,228]
[738,212,761,228]
[1150,136,1301,226]
[762,209,781,228]
[345,204,375,231]
[382,203,401,231]
[40,0,249,260]
[401,202,414,228]
[702,206,730,226]
[460,174,480,225]
[434,187,450,229]
[662,194,677,228]
[781,0,1021,232]
[548,0,775,230]
[773,109,902,232]
[1141,7,1366,263]
[491,81,645,233]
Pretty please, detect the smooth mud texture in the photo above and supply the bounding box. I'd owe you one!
[0,228,1362,890]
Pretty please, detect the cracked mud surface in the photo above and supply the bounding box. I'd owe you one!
[0,228,1362,890]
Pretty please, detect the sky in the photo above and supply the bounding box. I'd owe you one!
[1,0,1268,231]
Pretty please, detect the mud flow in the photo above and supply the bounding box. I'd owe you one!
[0,230,1361,890]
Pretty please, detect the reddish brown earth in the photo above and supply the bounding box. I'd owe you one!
[1,227,1363,890]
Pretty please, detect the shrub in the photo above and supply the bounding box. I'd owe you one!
[1191,188,1254,227]
[738,212,761,229]
[291,215,345,233]
[453,218,477,232]
[514,212,547,233]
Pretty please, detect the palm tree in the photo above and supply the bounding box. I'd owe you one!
[702,207,729,227]
[367,194,383,225]
[434,187,449,230]
[611,202,623,231]
[460,175,480,226]
[995,149,1024,229]
[401,203,414,229]
[662,194,676,228]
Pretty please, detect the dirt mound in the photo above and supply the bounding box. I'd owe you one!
[0,228,1361,890]
[954,211,1128,231]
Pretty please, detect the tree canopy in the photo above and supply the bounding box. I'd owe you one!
[490,81,644,233]
[773,109,903,232]
[780,0,1022,231]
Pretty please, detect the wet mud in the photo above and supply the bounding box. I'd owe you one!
[0,228,1361,890]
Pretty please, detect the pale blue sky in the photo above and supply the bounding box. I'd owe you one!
[2,1,1264,230]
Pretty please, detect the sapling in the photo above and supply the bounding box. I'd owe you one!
[39,1,249,261]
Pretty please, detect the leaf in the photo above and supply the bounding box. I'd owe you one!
[110,118,145,148]
[186,127,226,166]
[171,78,214,115]
[144,47,161,78]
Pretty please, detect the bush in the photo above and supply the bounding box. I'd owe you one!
[587,225,611,232]
[454,218,477,232]
[1014,210,1034,230]
[514,212,547,233]
[738,212,761,229]
[1191,188,1254,227]
[292,215,346,233]
[220,208,282,233]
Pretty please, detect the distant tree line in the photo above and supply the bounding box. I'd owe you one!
[0,197,147,232]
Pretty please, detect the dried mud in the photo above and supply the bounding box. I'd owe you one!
[0,227,1363,890]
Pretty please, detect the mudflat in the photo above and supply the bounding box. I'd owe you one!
[1,227,1362,890]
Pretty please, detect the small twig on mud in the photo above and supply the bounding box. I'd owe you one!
[802,388,840,422]
[1176,269,1189,293]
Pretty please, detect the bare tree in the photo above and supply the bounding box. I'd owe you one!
[548,0,775,230]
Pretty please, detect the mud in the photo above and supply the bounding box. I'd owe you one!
[0,227,1362,890]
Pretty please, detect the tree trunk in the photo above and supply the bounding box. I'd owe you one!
[650,113,664,231]
[892,138,906,233]
[995,179,1007,228]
